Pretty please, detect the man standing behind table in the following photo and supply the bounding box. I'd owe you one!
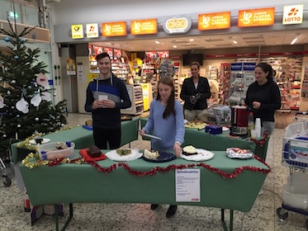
[85,52,131,149]
[180,61,211,122]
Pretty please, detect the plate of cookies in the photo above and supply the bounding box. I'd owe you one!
[180,145,214,161]
[105,148,142,161]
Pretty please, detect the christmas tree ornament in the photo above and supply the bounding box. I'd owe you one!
[22,107,29,114]
[36,73,48,86]
[16,97,29,113]
[3,134,6,137]
[16,115,20,118]
[10,80,16,84]
[4,37,10,42]
[11,106,14,109]
[17,124,21,128]
[42,92,52,101]
[35,117,39,121]
[20,38,25,44]
[14,55,19,59]
[30,94,42,106]
[7,90,10,95]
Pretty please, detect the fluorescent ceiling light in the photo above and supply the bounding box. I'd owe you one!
[189,38,194,42]
[155,41,160,44]
[232,40,238,44]
[173,45,177,48]
[291,37,297,45]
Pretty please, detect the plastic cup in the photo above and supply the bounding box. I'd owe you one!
[255,118,261,128]
[251,130,257,139]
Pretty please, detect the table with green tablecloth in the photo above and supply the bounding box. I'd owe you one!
[11,118,139,164]
[139,118,269,160]
[19,150,270,231]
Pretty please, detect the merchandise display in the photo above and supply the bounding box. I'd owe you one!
[263,57,303,111]
[120,85,144,115]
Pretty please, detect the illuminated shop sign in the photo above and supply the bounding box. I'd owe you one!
[283,5,304,25]
[71,24,84,39]
[162,15,192,34]
[86,23,99,38]
[131,19,157,35]
[198,12,231,30]
[238,7,275,27]
[102,21,127,37]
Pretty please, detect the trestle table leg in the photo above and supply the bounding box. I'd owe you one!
[55,203,73,231]
[221,209,234,231]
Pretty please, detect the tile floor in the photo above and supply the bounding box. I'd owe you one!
[0,113,308,231]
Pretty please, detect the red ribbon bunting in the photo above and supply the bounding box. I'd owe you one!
[250,132,268,147]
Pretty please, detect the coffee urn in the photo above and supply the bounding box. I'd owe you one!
[230,105,250,136]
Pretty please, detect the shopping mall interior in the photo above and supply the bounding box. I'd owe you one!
[0,0,308,231]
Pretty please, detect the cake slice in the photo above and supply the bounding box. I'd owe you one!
[87,145,101,158]
[182,145,198,156]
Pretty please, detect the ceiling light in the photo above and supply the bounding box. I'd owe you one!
[189,38,194,42]
[232,40,238,44]
[173,45,177,48]
[291,33,300,45]
[155,41,160,44]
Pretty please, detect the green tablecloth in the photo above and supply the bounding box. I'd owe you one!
[139,118,268,160]
[20,150,269,212]
[11,119,139,164]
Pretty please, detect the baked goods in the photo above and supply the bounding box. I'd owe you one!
[185,120,207,129]
[144,149,159,160]
[182,145,198,155]
[116,149,132,156]
[87,145,101,158]
[55,142,68,150]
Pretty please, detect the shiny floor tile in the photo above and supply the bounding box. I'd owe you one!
[1,113,308,231]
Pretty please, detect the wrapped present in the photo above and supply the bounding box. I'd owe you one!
[205,125,222,135]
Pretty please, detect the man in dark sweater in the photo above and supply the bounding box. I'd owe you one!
[85,53,131,149]
[245,62,281,135]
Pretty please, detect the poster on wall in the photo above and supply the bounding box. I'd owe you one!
[114,49,122,58]
[104,48,113,59]
[93,46,103,56]
[66,58,76,76]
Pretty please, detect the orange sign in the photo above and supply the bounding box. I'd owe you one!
[131,19,157,35]
[102,21,127,37]
[198,12,231,30]
[238,7,275,27]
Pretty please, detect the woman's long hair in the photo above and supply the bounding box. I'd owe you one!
[156,77,176,119]
[255,62,274,80]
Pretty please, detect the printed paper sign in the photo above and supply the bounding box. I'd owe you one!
[176,169,200,202]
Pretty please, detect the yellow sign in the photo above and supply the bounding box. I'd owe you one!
[86,23,99,38]
[88,73,98,83]
[131,19,157,35]
[198,12,231,30]
[238,7,275,27]
[71,24,84,39]
[283,5,304,25]
[102,21,127,37]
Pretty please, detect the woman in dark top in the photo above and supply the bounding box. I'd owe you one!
[245,62,281,135]
[180,62,211,122]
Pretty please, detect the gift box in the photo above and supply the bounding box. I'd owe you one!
[205,125,223,135]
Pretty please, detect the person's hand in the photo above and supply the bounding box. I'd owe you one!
[252,101,261,109]
[195,93,201,99]
[102,100,116,108]
[174,142,181,157]
[92,100,104,109]
[139,129,146,136]
[190,96,197,104]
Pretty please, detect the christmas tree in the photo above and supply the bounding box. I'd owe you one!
[0,20,67,159]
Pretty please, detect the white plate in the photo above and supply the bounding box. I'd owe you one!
[180,148,214,161]
[226,148,254,159]
[141,134,161,140]
[105,149,143,161]
[29,138,50,145]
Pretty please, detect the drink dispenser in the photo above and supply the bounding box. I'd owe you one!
[230,105,249,136]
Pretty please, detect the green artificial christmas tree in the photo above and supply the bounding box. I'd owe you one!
[0,20,67,159]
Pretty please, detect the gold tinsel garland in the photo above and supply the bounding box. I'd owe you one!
[22,152,84,169]
[17,126,76,150]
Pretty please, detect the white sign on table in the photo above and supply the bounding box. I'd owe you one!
[175,169,200,202]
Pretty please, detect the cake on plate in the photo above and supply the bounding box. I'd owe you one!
[144,149,159,160]
[116,149,132,156]
[182,145,198,156]
[87,145,101,158]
